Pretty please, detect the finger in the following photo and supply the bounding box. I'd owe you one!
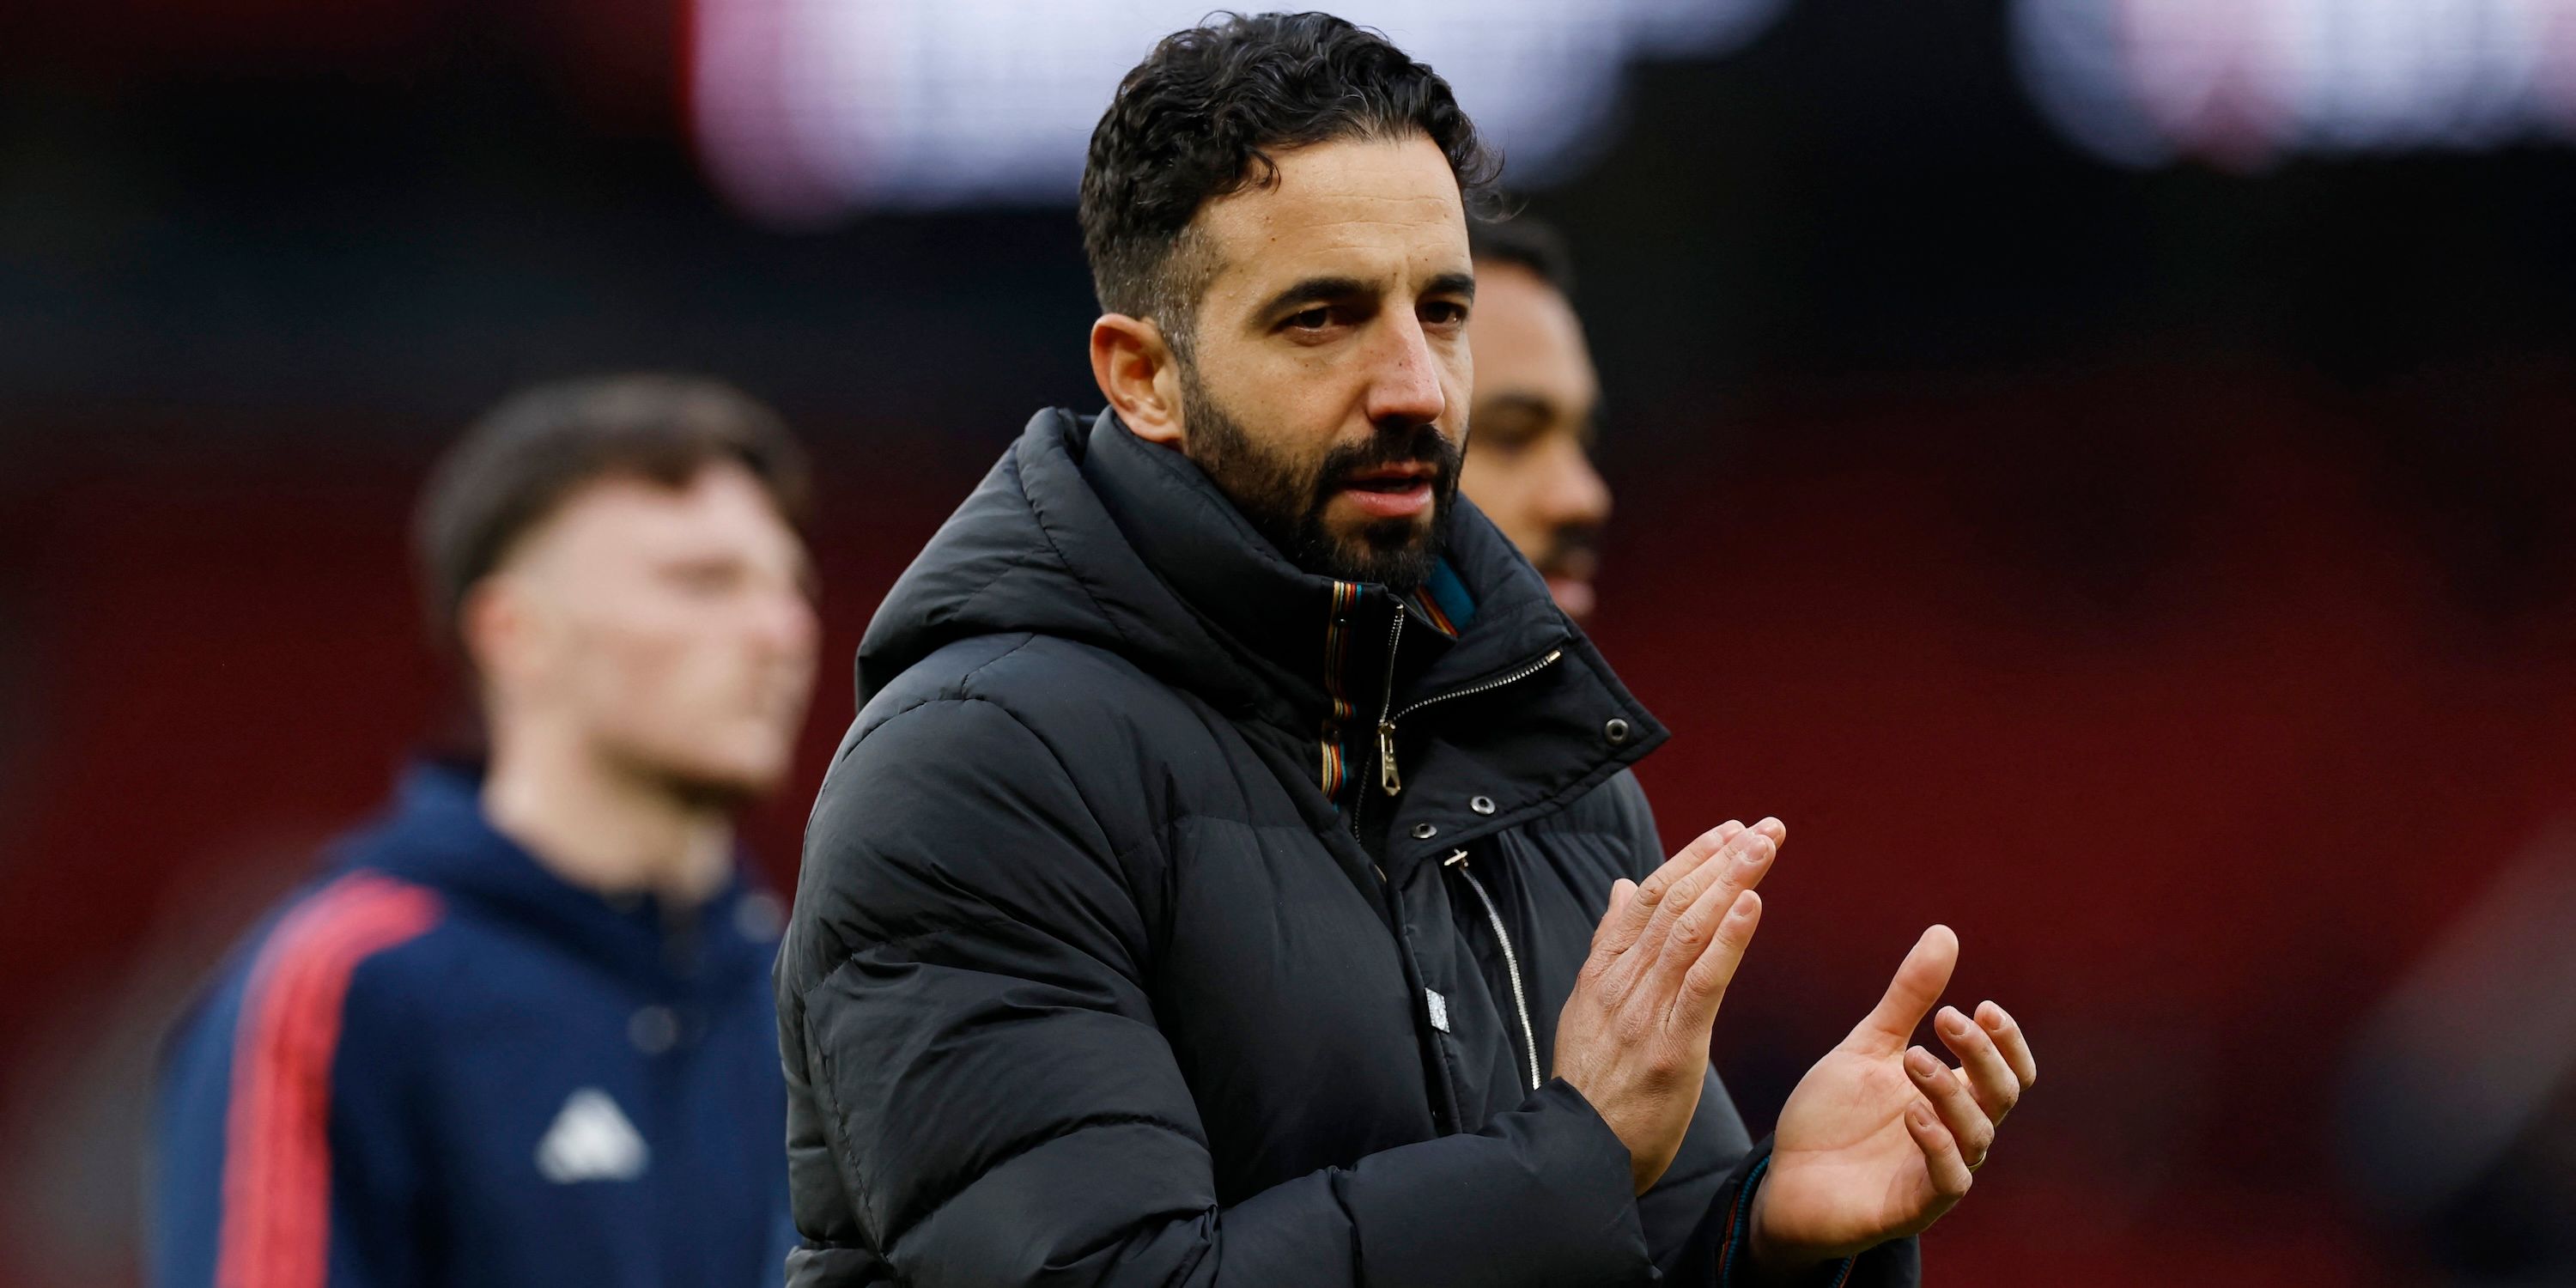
[1905,1046,1995,1169]
[1672,890,1763,1031]
[1934,1005,2021,1125]
[1904,1098,1975,1206]
[1850,925,1959,1054]
[1634,824,1777,967]
[1976,1000,2038,1090]
[1588,878,1637,955]
[1619,823,1758,975]
[1597,821,1741,961]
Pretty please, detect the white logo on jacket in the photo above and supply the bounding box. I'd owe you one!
[535,1088,650,1183]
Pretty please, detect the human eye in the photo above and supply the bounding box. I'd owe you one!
[1282,305,1334,333]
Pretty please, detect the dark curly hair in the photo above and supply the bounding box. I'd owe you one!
[1078,11,1499,360]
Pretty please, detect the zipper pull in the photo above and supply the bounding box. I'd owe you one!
[1377,719,1401,796]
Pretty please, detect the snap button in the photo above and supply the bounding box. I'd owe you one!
[1604,717,1631,744]
[1470,795,1496,816]
[1411,822,1439,840]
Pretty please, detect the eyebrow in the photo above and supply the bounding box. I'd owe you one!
[1425,270,1477,302]
[1475,392,1558,422]
[1255,270,1479,320]
[1257,275,1370,319]
[1474,390,1602,446]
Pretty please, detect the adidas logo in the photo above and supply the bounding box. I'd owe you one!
[535,1088,650,1183]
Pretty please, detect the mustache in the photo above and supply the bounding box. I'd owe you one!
[1533,525,1602,578]
[1315,422,1460,491]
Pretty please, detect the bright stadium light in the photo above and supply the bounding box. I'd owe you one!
[688,0,1790,225]
[2011,0,2576,169]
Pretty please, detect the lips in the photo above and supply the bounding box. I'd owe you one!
[1537,541,1601,622]
[1335,463,1439,519]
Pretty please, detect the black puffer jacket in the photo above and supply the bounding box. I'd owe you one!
[777,410,1917,1287]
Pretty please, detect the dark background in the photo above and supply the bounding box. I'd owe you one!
[7,2,2575,1284]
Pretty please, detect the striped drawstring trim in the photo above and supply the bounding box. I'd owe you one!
[1318,580,1361,799]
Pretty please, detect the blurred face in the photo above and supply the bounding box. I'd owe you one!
[1458,259,1611,620]
[473,463,819,803]
[1159,134,1476,589]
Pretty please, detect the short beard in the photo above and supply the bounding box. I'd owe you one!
[1177,366,1460,591]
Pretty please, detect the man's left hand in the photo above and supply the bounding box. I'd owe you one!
[1744,925,2038,1276]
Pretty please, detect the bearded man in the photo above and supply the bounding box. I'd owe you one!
[777,15,2035,1288]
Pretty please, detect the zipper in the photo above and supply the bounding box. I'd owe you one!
[1376,647,1564,798]
[1447,848,1543,1093]
[1373,610,1407,796]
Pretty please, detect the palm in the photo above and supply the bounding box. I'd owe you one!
[1746,925,2031,1267]
[1760,1040,1947,1255]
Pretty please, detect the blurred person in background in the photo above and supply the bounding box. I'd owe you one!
[778,14,2033,1288]
[151,375,820,1288]
[1459,216,1613,623]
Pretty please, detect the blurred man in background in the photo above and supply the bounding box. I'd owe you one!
[152,375,819,1288]
[1459,216,1613,623]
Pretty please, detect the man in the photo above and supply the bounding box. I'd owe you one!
[781,15,2036,1287]
[1459,216,1614,623]
[155,375,821,1288]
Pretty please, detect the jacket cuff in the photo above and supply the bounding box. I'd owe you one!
[1351,1077,1653,1287]
[1712,1149,1861,1288]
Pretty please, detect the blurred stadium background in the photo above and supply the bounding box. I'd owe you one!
[8,1,2576,1284]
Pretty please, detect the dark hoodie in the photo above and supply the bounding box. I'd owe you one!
[154,762,794,1288]
[779,410,1915,1286]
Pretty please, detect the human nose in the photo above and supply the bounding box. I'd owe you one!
[750,580,820,659]
[1364,312,1448,428]
[1538,437,1613,527]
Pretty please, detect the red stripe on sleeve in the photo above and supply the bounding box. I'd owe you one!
[216,872,443,1288]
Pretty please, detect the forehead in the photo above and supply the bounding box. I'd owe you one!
[1191,133,1471,307]
[1467,262,1597,408]
[526,464,800,563]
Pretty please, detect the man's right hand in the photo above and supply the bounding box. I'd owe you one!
[1552,818,1782,1194]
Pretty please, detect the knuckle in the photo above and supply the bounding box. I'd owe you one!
[1615,1008,1656,1046]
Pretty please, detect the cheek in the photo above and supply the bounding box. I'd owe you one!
[568,617,722,721]
[1461,459,1548,546]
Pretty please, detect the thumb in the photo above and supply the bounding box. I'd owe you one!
[1850,925,1959,1054]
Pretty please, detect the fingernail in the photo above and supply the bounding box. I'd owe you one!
[1905,1048,1939,1079]
[1979,1001,2006,1030]
[1910,1103,1935,1128]
[1940,1008,1971,1036]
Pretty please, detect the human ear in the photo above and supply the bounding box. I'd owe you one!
[1089,313,1185,447]
[459,574,548,702]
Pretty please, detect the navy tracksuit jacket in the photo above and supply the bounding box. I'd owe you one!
[152,762,793,1288]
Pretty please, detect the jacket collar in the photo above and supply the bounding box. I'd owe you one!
[1081,410,1582,720]
[857,406,1668,878]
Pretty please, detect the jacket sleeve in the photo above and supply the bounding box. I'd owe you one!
[151,877,441,1288]
[1602,776,1922,1288]
[784,696,1656,1288]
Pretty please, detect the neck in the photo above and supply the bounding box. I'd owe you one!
[480,722,734,909]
